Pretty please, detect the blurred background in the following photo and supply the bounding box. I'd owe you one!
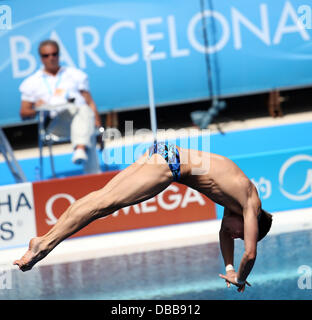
[1,0,312,144]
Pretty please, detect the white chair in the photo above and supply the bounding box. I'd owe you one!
[37,105,105,180]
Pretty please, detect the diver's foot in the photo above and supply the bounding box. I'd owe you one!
[13,237,47,272]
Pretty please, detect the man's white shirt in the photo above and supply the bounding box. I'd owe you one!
[19,66,89,109]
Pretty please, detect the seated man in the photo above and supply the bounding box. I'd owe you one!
[14,142,272,292]
[19,39,102,173]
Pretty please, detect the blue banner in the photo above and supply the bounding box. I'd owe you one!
[233,148,312,214]
[210,120,312,218]
[1,0,312,125]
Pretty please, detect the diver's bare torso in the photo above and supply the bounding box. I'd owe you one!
[177,147,256,216]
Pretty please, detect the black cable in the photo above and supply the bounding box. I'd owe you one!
[190,0,226,130]
[200,0,214,104]
[207,0,222,101]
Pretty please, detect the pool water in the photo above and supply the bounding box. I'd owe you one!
[2,229,312,300]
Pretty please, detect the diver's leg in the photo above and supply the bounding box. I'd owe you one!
[14,153,173,271]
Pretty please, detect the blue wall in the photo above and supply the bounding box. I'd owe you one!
[1,121,311,216]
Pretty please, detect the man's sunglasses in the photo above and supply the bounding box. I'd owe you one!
[41,52,59,58]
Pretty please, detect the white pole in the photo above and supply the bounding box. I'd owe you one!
[144,45,157,142]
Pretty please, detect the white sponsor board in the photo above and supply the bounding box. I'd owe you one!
[0,183,37,249]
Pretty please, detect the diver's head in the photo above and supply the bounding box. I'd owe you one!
[221,209,272,241]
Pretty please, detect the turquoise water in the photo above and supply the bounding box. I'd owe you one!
[1,228,312,300]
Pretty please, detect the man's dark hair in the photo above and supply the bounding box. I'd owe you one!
[38,40,59,55]
[257,209,273,241]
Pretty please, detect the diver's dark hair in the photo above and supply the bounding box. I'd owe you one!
[38,40,59,55]
[258,209,273,241]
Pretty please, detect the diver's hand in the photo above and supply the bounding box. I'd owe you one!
[219,272,251,292]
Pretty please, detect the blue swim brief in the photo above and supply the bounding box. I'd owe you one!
[148,141,181,181]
